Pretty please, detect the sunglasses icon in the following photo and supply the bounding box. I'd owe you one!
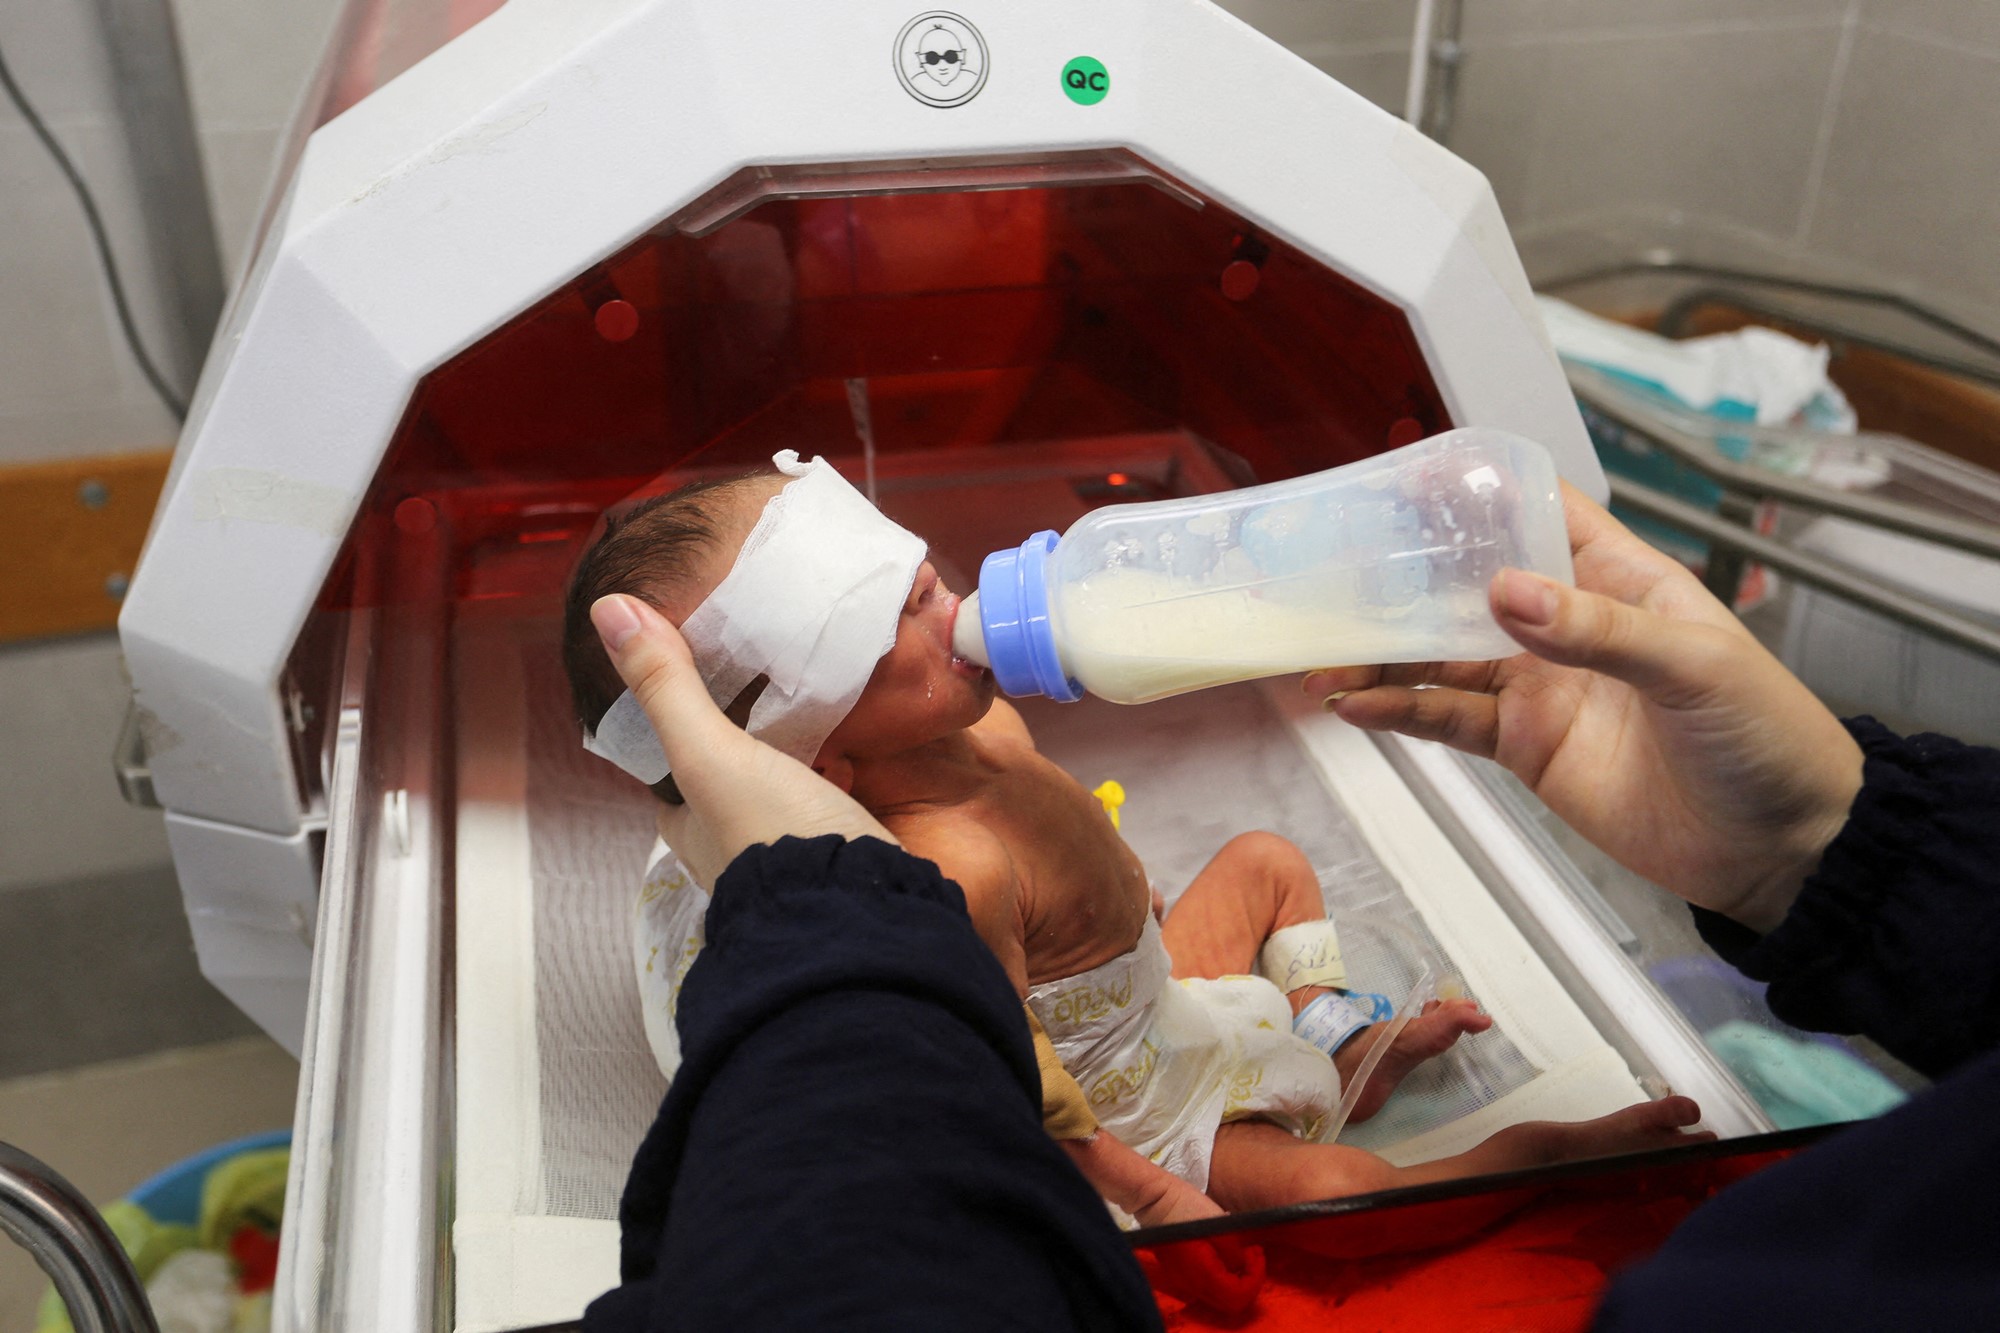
[921,49,963,65]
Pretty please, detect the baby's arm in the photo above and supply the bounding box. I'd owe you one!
[905,820,1033,993]
[1026,1008,1221,1227]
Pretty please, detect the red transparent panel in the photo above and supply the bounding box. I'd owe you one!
[316,156,1448,611]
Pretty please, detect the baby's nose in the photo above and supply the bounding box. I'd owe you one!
[904,563,939,612]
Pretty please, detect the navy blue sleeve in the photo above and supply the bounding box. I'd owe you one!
[1693,716,2000,1077]
[1593,1045,2000,1331]
[582,835,1161,1333]
[1595,718,2000,1331]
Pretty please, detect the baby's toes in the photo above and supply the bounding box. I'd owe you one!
[1423,997,1491,1036]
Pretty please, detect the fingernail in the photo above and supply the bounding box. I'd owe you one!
[1498,569,1557,627]
[591,594,642,653]
[1320,691,1349,711]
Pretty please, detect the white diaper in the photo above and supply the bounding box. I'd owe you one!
[1026,916,1344,1192]
[632,843,709,1081]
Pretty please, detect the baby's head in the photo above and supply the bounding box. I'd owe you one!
[562,465,994,800]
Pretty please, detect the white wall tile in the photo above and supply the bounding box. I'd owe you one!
[0,123,183,445]
[0,635,173,893]
[0,398,178,462]
[1515,23,1846,236]
[0,0,124,130]
[1808,27,2000,320]
[200,124,284,273]
[1856,0,2000,58]
[170,0,343,131]
[1466,0,1855,44]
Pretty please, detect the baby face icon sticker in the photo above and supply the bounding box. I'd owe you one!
[895,12,989,108]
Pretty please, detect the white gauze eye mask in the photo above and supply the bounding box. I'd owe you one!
[583,450,927,784]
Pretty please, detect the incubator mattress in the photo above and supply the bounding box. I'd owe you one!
[451,612,1643,1329]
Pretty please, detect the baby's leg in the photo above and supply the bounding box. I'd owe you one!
[1160,832,1323,1003]
[1161,833,1489,1119]
[1207,1097,1710,1218]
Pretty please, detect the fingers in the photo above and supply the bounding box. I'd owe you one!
[590,594,735,782]
[1560,482,1738,626]
[1490,568,1732,708]
[1302,659,1501,702]
[1327,685,1500,758]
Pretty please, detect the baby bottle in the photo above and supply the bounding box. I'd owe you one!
[950,428,1574,705]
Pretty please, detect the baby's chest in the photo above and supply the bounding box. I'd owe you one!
[984,765,1150,910]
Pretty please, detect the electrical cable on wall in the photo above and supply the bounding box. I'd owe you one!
[0,40,189,422]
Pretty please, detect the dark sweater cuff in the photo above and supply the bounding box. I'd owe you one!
[703,833,971,941]
[1693,717,2000,1075]
[1693,717,1926,974]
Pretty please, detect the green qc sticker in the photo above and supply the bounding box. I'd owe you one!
[1061,56,1109,105]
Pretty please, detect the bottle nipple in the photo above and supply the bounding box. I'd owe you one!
[952,591,989,666]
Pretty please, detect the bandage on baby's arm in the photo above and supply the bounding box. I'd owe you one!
[1027,1007,1099,1140]
[1258,919,1347,992]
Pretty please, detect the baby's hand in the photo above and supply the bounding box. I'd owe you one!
[1133,1169,1227,1229]
[1058,1131,1223,1228]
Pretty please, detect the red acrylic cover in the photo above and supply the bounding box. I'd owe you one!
[316,167,1448,612]
[1133,1131,1820,1331]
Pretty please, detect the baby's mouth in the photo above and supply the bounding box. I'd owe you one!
[944,593,984,677]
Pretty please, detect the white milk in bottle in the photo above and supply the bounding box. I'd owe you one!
[950,429,1571,705]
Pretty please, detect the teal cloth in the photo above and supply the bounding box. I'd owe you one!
[1703,1020,1907,1129]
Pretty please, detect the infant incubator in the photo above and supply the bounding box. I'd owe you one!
[114,1,1901,1328]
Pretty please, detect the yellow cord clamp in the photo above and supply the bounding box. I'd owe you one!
[1091,779,1126,830]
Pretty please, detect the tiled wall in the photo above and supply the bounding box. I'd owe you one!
[1218,0,2000,332]
[0,0,334,904]
[0,1,177,467]
[0,0,337,469]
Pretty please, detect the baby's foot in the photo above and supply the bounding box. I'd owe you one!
[1489,1095,1713,1168]
[1335,998,1493,1123]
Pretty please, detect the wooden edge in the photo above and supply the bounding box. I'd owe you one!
[0,450,173,643]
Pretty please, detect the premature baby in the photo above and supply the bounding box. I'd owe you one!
[563,460,1707,1225]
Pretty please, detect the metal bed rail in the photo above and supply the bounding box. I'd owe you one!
[1539,257,2000,385]
[1564,365,2000,667]
[0,1141,158,1333]
[1567,365,2000,563]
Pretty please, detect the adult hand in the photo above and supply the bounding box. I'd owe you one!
[1305,485,1863,933]
[591,593,898,887]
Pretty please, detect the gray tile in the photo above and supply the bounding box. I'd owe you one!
[1808,27,2000,322]
[1466,0,1853,44]
[0,635,173,891]
[0,119,186,428]
[1307,47,1416,116]
[1857,0,2000,58]
[0,1,124,130]
[0,124,137,409]
[200,125,282,274]
[1522,24,1846,236]
[0,396,180,464]
[1214,0,1420,53]
[0,864,256,1080]
[173,0,344,132]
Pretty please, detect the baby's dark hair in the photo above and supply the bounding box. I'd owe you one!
[561,468,777,799]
